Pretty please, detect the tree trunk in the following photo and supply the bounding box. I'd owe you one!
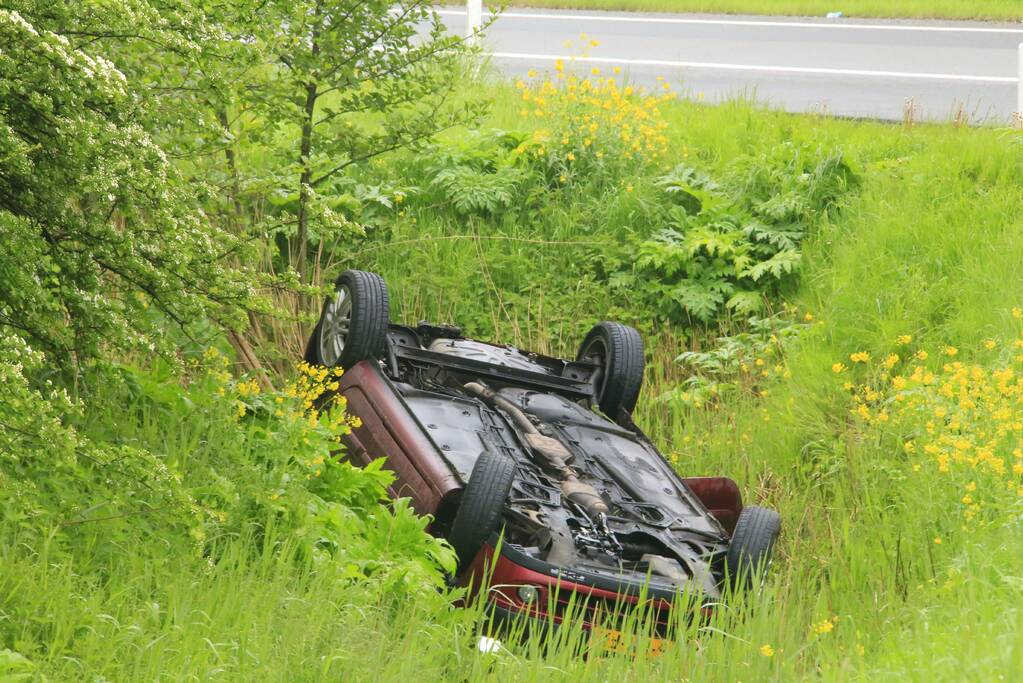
[294,1,322,289]
[295,82,316,288]
[217,108,244,232]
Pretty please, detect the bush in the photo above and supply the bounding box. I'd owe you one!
[0,9,260,369]
[421,130,532,217]
[514,64,674,185]
[613,144,859,324]
[0,333,455,671]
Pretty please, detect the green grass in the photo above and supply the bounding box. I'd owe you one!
[478,0,1023,21]
[7,86,1023,679]
[334,95,1023,679]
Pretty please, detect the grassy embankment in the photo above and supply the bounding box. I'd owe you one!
[334,85,1023,680]
[7,71,1023,679]
[470,0,1023,21]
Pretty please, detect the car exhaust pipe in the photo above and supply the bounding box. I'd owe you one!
[560,475,609,516]
[463,382,541,438]
[463,382,608,518]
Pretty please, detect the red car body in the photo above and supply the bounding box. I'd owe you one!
[335,356,744,631]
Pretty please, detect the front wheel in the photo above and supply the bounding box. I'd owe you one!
[724,506,781,589]
[305,270,389,369]
[448,451,516,569]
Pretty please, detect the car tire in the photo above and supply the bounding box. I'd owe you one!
[725,506,781,588]
[577,321,645,419]
[305,270,389,369]
[448,450,516,568]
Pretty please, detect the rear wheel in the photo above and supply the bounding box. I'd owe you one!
[305,270,389,369]
[725,506,781,589]
[577,321,645,420]
[448,451,516,568]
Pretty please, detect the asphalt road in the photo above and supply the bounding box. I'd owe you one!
[436,7,1022,123]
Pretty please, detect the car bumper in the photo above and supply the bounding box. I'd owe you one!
[463,543,713,635]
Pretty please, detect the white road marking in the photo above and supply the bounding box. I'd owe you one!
[438,9,1023,34]
[489,51,1019,83]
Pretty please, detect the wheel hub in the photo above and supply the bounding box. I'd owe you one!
[319,285,352,366]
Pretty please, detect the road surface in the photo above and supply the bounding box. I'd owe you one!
[437,7,1022,122]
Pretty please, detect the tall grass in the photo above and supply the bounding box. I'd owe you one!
[6,89,1023,679]
[332,97,1023,679]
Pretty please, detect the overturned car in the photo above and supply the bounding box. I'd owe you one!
[305,270,780,631]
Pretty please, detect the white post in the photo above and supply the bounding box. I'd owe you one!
[466,0,482,46]
[1018,43,1023,124]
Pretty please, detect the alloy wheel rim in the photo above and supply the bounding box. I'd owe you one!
[319,285,352,366]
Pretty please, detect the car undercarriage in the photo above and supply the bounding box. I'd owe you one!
[413,342,729,599]
[306,270,780,623]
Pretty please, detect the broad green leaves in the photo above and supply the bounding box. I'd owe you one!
[622,147,858,324]
[743,249,802,282]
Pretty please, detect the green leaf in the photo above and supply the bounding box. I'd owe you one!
[725,290,765,316]
[741,249,802,282]
[683,227,740,258]
[671,281,725,321]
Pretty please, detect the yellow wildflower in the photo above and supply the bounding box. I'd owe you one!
[759,644,774,657]
[813,620,835,635]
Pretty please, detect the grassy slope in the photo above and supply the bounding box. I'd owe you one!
[12,94,1023,679]
[477,0,1023,21]
[341,95,1023,680]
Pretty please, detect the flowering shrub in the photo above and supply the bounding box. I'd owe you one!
[413,62,675,218]
[0,9,262,367]
[0,332,199,547]
[180,351,454,580]
[514,61,674,183]
[839,316,1023,530]
[0,335,458,675]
